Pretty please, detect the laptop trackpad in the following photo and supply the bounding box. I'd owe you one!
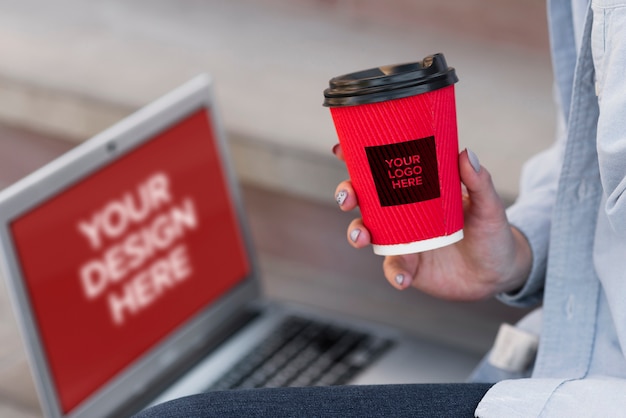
[351,337,481,385]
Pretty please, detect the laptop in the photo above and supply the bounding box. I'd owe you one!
[0,75,480,418]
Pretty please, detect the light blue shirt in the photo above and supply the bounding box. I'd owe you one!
[475,0,626,415]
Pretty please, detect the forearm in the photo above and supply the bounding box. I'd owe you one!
[495,226,532,296]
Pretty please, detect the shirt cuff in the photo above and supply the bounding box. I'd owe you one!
[476,376,626,417]
[475,378,564,417]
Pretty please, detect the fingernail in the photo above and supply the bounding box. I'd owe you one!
[395,274,405,287]
[467,148,481,173]
[350,229,361,243]
[332,143,340,156]
[335,190,348,206]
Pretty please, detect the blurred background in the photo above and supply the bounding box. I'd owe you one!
[0,0,552,416]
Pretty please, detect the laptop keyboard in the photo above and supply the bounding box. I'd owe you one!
[207,316,393,391]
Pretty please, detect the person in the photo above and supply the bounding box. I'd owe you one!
[136,0,626,415]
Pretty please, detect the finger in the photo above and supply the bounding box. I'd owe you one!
[334,180,358,211]
[347,218,371,248]
[382,255,416,290]
[459,148,506,222]
[332,143,345,161]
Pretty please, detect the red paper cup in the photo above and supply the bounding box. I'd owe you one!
[324,53,463,255]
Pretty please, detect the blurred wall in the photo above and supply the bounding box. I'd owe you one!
[0,0,554,203]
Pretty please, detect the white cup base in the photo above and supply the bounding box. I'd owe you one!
[372,229,464,256]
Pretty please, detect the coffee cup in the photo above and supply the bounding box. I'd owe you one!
[324,53,463,255]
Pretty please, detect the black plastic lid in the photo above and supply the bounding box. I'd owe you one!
[323,53,458,107]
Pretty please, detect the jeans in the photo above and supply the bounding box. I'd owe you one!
[134,383,493,417]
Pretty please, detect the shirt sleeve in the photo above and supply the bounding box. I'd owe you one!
[593,5,626,237]
[475,376,626,417]
[495,99,567,308]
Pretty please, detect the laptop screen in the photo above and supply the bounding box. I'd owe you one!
[9,107,250,413]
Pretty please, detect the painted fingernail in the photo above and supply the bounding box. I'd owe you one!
[350,229,361,243]
[467,148,481,173]
[395,274,405,287]
[332,143,340,156]
[336,190,348,206]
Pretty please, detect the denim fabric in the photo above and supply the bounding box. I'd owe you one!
[476,0,626,416]
[134,384,493,418]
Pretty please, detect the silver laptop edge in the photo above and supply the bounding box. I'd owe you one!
[0,74,483,418]
[0,74,262,418]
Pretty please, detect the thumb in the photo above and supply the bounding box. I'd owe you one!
[459,148,506,222]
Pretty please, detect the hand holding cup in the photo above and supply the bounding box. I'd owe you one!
[324,54,533,298]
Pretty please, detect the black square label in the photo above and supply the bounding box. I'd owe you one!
[365,137,440,207]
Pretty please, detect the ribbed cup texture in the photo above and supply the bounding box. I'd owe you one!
[329,85,463,246]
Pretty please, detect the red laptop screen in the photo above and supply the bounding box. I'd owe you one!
[10,108,250,413]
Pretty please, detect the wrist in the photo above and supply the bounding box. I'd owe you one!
[500,226,533,295]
